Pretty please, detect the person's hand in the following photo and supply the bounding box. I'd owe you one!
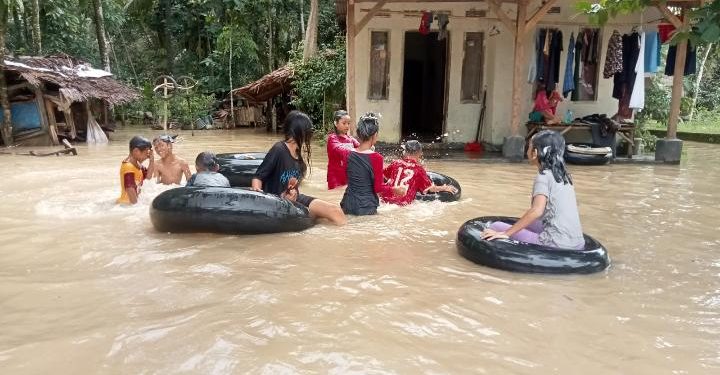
[481,229,509,241]
[443,185,458,194]
[250,186,263,192]
[147,149,154,162]
[282,188,298,201]
[392,185,407,197]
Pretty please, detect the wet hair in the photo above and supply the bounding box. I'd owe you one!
[195,151,219,172]
[356,112,380,142]
[153,134,175,144]
[403,140,422,155]
[283,110,314,177]
[531,130,573,185]
[129,136,151,151]
[332,110,350,135]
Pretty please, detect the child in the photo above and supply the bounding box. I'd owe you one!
[252,111,346,226]
[186,152,231,187]
[482,130,585,249]
[529,83,563,124]
[340,113,405,215]
[153,135,191,185]
[326,110,359,189]
[117,136,155,205]
[381,140,457,206]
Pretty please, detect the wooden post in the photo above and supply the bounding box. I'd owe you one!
[509,0,528,137]
[666,10,689,140]
[34,88,58,145]
[346,0,356,121]
[43,99,59,145]
[64,108,77,139]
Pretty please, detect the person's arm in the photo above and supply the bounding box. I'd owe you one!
[370,153,405,197]
[424,184,457,194]
[182,161,192,182]
[145,151,155,180]
[482,195,547,240]
[251,178,263,192]
[123,172,139,204]
[328,134,353,158]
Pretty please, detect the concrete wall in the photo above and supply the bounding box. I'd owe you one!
[350,0,660,144]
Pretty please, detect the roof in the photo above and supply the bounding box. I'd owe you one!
[232,65,294,103]
[2,54,139,105]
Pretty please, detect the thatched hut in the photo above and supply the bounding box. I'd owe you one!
[231,65,294,129]
[1,53,139,146]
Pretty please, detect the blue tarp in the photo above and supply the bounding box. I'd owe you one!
[0,101,42,134]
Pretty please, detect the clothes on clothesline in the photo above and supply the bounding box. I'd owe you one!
[644,31,661,74]
[572,28,600,101]
[529,29,564,94]
[562,32,576,98]
[630,32,646,110]
[665,42,697,76]
[658,23,676,43]
[603,30,624,79]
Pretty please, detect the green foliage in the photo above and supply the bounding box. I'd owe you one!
[290,36,346,132]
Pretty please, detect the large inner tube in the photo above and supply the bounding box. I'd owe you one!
[457,216,609,274]
[415,171,462,202]
[565,144,612,166]
[216,152,266,187]
[150,186,314,235]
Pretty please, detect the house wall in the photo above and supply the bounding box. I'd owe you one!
[350,0,660,144]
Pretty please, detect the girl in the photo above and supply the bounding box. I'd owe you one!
[326,110,359,189]
[482,130,584,249]
[252,111,346,226]
[340,113,405,216]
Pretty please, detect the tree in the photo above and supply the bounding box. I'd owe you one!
[29,0,40,54]
[92,0,110,72]
[0,0,12,146]
[302,0,318,60]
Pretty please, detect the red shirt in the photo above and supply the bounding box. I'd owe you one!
[381,158,433,205]
[326,133,359,189]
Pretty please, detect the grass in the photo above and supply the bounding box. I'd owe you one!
[642,111,720,135]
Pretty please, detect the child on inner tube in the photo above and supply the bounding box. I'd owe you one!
[186,152,230,187]
[340,113,405,215]
[381,140,457,206]
[252,111,346,226]
[482,130,584,249]
[326,110,359,190]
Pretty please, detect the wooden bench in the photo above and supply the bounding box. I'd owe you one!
[525,121,636,158]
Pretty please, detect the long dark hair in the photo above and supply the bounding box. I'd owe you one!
[356,112,380,142]
[284,110,314,177]
[531,130,572,185]
[332,110,349,135]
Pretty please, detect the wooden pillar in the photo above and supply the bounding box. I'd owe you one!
[509,0,528,137]
[346,0,356,121]
[667,10,689,140]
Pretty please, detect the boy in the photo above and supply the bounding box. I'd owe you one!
[117,136,155,204]
[152,135,191,185]
[381,140,457,205]
[186,152,231,187]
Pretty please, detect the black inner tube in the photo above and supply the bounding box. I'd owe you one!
[457,216,610,274]
[150,186,314,235]
[415,171,462,202]
[216,152,266,187]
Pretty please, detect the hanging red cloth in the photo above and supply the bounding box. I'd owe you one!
[419,11,431,35]
[658,23,676,43]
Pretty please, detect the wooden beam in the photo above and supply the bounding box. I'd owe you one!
[346,0,357,121]
[487,0,516,36]
[510,0,528,137]
[524,0,559,35]
[354,0,388,37]
[666,9,689,139]
[656,5,682,28]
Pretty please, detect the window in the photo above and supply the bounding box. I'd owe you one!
[461,32,484,102]
[572,27,601,101]
[368,31,390,100]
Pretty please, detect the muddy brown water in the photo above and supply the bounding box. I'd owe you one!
[1,128,718,374]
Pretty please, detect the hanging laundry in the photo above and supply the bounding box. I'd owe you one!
[603,30,624,78]
[419,11,432,35]
[436,14,449,41]
[658,23,675,43]
[546,30,563,94]
[644,31,660,73]
[665,42,697,76]
[613,32,640,119]
[528,30,540,83]
[536,29,548,83]
[630,33,646,110]
[571,30,584,101]
[563,32,576,98]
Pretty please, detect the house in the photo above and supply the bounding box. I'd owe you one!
[340,0,692,158]
[1,54,139,146]
[231,65,294,130]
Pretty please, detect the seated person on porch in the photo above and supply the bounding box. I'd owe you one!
[186,152,231,188]
[529,83,562,125]
[152,135,191,185]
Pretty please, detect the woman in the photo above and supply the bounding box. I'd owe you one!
[252,111,346,226]
[326,110,359,189]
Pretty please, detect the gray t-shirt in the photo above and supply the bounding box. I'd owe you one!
[532,171,585,249]
[188,171,230,188]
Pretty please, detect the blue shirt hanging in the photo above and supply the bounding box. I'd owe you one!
[562,32,576,98]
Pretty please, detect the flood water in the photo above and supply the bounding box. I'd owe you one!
[1,128,719,374]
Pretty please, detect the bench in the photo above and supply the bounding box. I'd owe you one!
[525,121,636,158]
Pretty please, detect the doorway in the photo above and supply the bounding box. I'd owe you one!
[401,31,448,141]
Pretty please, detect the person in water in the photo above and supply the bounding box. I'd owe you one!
[117,136,155,205]
[252,111,346,226]
[340,113,405,216]
[186,152,230,187]
[326,110,359,189]
[381,140,457,206]
[482,130,584,249]
[152,135,191,185]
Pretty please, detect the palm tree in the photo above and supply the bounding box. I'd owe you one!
[92,0,111,72]
[29,0,40,54]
